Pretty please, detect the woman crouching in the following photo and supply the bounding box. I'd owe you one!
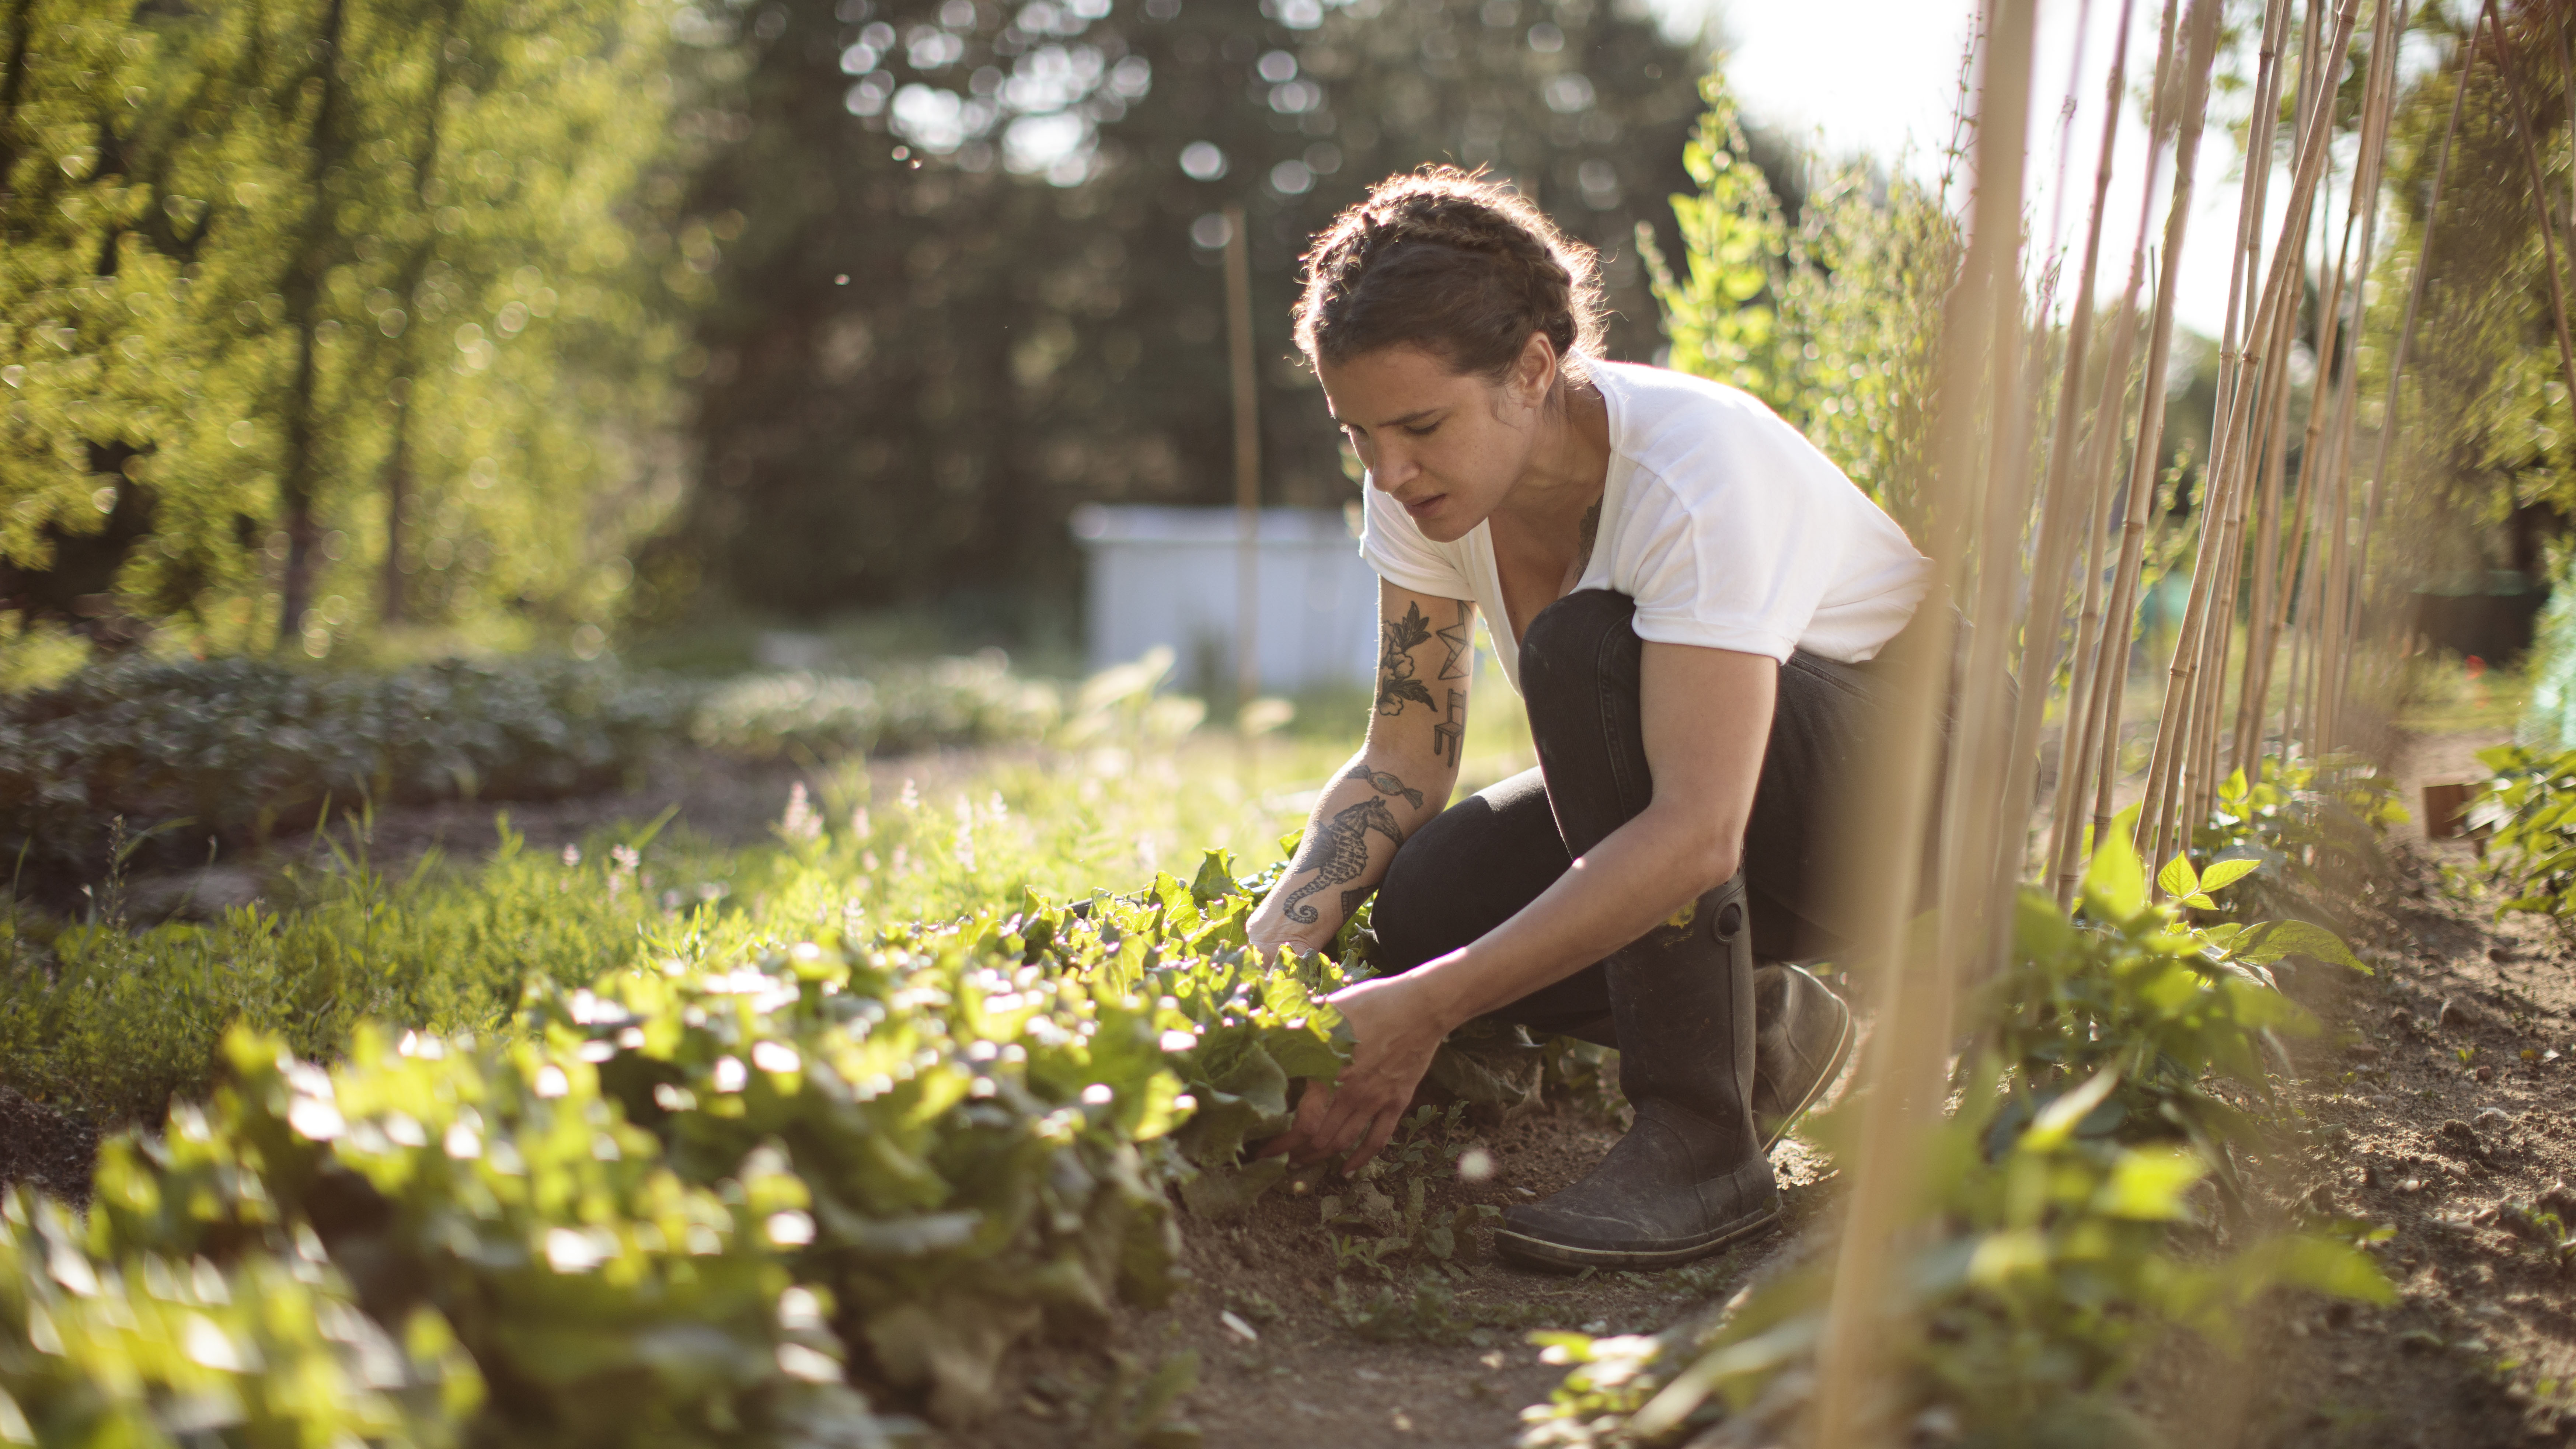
[1244,167,1933,1271]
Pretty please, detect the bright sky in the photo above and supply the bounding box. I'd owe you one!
[1681,0,2322,340]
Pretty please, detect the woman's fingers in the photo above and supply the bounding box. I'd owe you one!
[1342,1104,1404,1174]
[1256,1077,1335,1159]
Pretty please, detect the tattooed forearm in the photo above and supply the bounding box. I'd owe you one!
[1376,601,1436,717]
[1281,797,1405,924]
[1343,762,1425,809]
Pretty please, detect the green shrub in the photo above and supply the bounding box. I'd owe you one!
[0,651,1080,899]
[0,655,691,888]
[687,654,1057,763]
[2471,742,2576,926]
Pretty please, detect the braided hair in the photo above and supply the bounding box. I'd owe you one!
[1293,166,1605,384]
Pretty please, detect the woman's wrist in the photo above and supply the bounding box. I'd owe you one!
[1396,948,1479,1038]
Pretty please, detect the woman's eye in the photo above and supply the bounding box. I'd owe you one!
[1403,421,1439,437]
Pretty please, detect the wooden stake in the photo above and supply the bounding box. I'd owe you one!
[1809,2,2040,1441]
[1224,204,1262,741]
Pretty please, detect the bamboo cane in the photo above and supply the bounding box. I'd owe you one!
[2311,0,2404,755]
[2001,0,2143,890]
[2141,0,2339,861]
[2087,0,2221,866]
[2049,296,2147,901]
[2137,0,2363,870]
[2232,293,2304,772]
[2178,0,2298,832]
[1808,1,2042,1440]
[2057,2,2191,896]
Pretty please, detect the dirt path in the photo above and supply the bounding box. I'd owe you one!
[979,1103,1845,1449]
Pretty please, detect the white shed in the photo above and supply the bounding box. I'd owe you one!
[1069,504,1380,694]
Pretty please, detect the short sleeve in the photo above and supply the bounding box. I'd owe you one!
[1357,483,1475,600]
[1616,410,1849,665]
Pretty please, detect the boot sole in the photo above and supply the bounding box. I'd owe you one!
[1759,987,1855,1154]
[1493,1204,1782,1272]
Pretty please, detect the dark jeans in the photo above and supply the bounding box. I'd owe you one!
[1369,590,1907,1037]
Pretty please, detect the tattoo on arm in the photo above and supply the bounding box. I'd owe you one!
[1376,602,1436,717]
[1343,763,1425,809]
[1435,602,1470,682]
[1432,690,1465,770]
[1281,797,1405,924]
[1578,500,1602,561]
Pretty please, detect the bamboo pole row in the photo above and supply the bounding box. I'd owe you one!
[1809,0,2046,1436]
[1805,1,2474,1434]
[2133,0,2366,873]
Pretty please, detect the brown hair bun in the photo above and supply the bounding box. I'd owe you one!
[1293,166,1605,383]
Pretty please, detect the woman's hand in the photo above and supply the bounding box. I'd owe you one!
[1258,969,1454,1174]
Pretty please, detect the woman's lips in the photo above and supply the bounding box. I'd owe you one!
[1401,492,1445,520]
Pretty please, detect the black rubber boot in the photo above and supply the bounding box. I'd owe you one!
[1750,963,1854,1152]
[1545,967,1853,1154]
[1496,874,1780,1271]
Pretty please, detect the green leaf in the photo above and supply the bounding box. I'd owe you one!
[1188,849,1240,905]
[2092,1146,2208,1221]
[2083,819,2147,919]
[2156,854,2199,901]
[2196,858,2260,894]
[2229,920,2366,973]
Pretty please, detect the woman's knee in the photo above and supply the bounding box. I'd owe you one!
[1517,590,1635,696]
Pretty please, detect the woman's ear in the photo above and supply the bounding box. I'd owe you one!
[1505,331,1559,415]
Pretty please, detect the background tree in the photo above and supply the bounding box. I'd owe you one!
[677,0,1714,630]
[0,0,690,657]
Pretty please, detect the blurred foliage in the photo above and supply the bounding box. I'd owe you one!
[2362,4,2575,600]
[672,0,1721,617]
[0,1191,483,1449]
[1642,61,1963,538]
[2468,739,2576,929]
[0,0,695,658]
[0,647,1079,895]
[1519,829,2392,1449]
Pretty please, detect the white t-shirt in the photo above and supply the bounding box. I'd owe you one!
[1357,359,1932,694]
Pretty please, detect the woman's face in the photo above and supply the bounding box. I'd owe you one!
[1317,339,1552,544]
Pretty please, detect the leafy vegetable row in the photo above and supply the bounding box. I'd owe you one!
[0,845,1350,1447]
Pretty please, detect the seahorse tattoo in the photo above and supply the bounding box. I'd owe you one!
[1281,797,1405,924]
[1343,763,1424,809]
[1376,602,1436,717]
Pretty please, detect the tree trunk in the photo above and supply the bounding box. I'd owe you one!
[275,0,349,648]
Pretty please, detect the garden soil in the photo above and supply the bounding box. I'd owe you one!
[18,729,2576,1446]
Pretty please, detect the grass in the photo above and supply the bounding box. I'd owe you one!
[0,659,1531,1127]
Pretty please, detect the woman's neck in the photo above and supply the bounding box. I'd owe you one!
[1491,375,1611,537]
